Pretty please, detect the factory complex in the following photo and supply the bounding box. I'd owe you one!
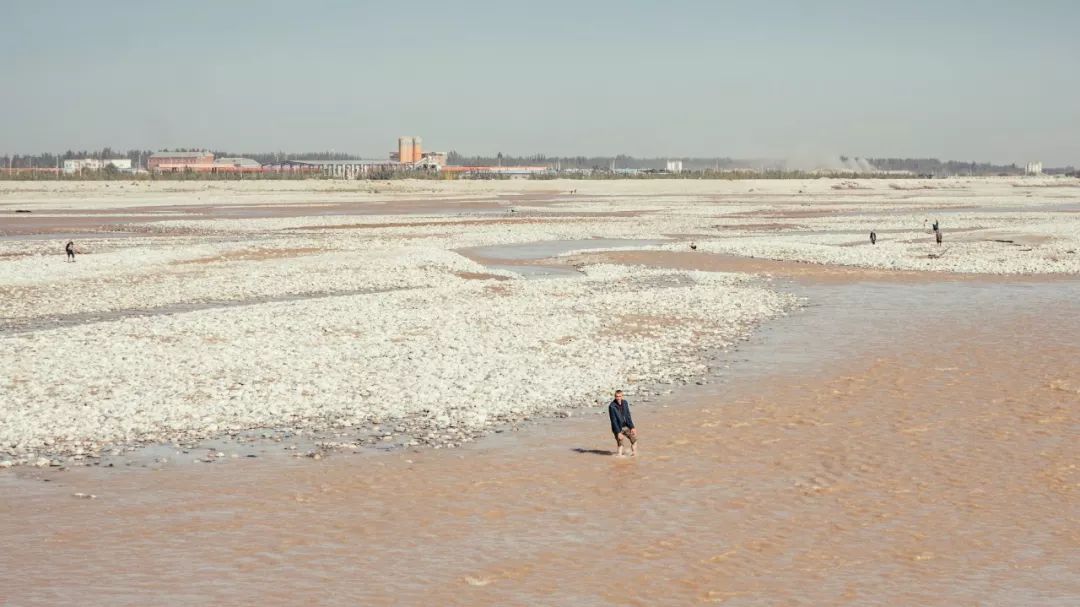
[13,137,1004,180]
[135,136,553,179]
[147,152,266,174]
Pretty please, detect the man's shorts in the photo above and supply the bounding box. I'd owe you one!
[615,428,637,445]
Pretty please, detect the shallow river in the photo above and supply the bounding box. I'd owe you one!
[1,264,1077,606]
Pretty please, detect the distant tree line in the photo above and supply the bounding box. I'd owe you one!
[236,151,365,164]
[444,151,742,171]
[0,148,365,170]
[865,157,1030,177]
[2,148,1075,179]
[448,152,1079,178]
[528,169,907,181]
[0,149,153,170]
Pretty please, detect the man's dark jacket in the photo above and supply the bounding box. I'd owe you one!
[608,399,635,435]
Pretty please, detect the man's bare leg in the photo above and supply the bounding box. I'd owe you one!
[614,434,624,457]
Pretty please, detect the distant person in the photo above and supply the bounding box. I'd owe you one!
[870,231,877,245]
[690,242,698,250]
[932,219,940,233]
[608,390,637,457]
[65,240,76,262]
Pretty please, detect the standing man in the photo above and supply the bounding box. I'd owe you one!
[608,390,637,457]
[870,230,877,245]
[65,240,76,262]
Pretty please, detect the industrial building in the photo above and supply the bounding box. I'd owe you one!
[417,151,447,167]
[1026,161,1043,176]
[212,158,263,173]
[665,160,683,173]
[62,158,132,174]
[441,165,550,178]
[148,151,215,171]
[391,136,446,167]
[148,152,263,173]
[391,136,422,163]
[143,138,453,179]
[271,137,448,179]
[274,159,404,179]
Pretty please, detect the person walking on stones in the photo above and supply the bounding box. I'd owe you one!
[64,240,76,262]
[608,390,637,457]
[870,230,877,245]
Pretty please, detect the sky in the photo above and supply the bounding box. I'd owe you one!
[2,0,1078,166]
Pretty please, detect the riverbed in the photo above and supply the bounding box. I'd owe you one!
[1,179,1078,605]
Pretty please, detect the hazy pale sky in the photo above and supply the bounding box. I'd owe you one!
[3,0,1078,165]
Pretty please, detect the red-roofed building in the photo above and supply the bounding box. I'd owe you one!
[148,151,214,172]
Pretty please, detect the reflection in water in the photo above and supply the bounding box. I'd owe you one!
[484,263,582,279]
[1,279,1078,606]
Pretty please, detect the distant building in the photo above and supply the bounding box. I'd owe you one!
[213,158,261,172]
[260,161,322,176]
[442,165,550,178]
[392,136,425,163]
[63,159,101,174]
[1025,161,1043,176]
[148,151,214,172]
[417,151,447,168]
[278,159,413,179]
[263,137,446,178]
[149,152,263,173]
[378,135,448,168]
[666,160,683,173]
[62,158,132,174]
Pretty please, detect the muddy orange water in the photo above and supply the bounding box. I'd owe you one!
[1,278,1078,606]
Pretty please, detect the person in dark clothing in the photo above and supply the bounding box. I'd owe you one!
[65,240,76,262]
[870,231,877,245]
[608,390,637,457]
[932,219,940,233]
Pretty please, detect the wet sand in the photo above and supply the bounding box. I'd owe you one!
[2,277,1076,606]
[577,250,1074,285]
